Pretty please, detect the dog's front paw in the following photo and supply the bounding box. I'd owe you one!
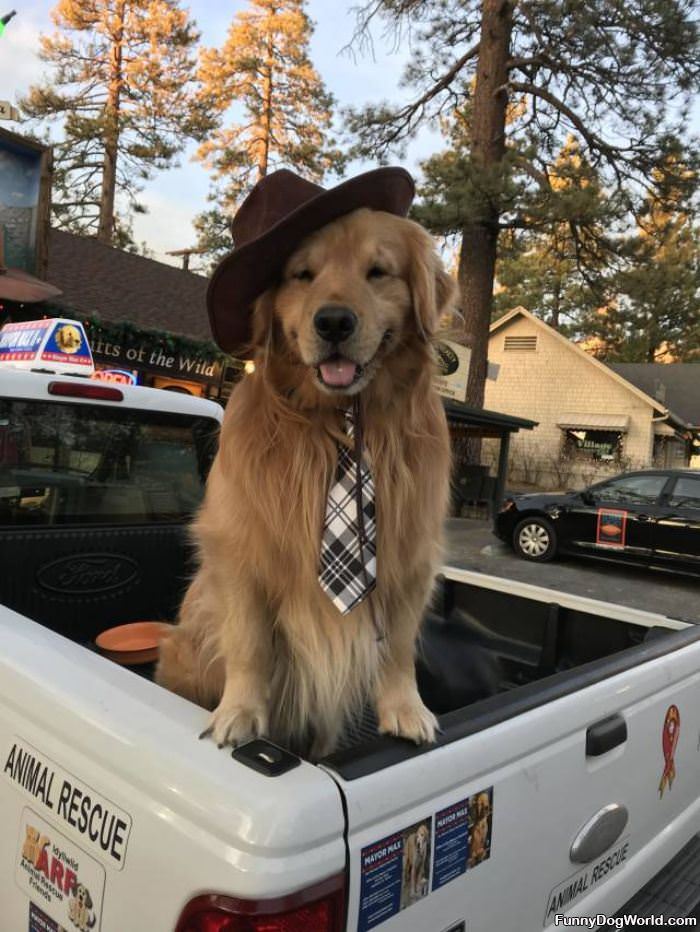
[377,693,439,745]
[201,697,268,748]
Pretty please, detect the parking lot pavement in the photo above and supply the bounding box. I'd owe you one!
[445,518,699,624]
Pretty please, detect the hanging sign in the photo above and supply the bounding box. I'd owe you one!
[434,340,471,403]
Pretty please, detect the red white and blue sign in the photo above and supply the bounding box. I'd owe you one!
[0,319,94,375]
[0,320,51,362]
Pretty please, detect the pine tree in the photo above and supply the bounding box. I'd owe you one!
[22,0,206,244]
[347,0,700,408]
[194,0,344,265]
[491,138,617,331]
[586,161,700,362]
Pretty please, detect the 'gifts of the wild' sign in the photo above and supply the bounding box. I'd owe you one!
[91,335,222,384]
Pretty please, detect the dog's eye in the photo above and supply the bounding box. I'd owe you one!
[293,269,313,282]
[367,265,387,280]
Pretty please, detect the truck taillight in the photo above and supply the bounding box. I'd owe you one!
[174,874,346,932]
[48,380,124,402]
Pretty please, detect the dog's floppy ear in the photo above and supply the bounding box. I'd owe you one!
[406,222,457,340]
[250,288,277,353]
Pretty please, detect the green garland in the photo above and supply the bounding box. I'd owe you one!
[36,302,243,370]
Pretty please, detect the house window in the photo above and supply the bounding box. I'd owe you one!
[504,335,537,351]
[563,429,623,462]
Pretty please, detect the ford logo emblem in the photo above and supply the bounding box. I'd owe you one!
[36,553,140,595]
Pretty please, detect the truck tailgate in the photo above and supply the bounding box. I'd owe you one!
[0,610,346,931]
[325,623,700,932]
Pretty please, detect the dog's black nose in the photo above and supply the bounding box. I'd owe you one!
[313,305,358,343]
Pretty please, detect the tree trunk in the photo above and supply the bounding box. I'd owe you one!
[258,22,275,180]
[97,1,125,244]
[458,0,513,416]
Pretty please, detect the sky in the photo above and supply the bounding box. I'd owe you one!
[0,0,440,267]
[1,2,698,270]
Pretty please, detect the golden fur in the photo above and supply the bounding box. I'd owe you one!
[403,823,430,903]
[156,207,455,758]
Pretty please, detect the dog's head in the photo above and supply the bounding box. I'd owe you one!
[414,823,430,856]
[75,884,92,909]
[56,325,82,353]
[472,792,491,822]
[251,208,455,397]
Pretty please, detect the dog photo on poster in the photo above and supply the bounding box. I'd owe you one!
[432,787,494,892]
[358,817,432,932]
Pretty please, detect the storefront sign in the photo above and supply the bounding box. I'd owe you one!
[91,336,222,385]
[434,341,471,403]
[92,368,138,386]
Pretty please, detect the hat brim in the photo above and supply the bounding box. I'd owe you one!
[206,167,415,355]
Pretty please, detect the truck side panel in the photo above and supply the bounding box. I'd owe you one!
[331,634,700,932]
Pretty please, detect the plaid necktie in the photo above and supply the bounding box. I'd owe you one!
[319,407,376,614]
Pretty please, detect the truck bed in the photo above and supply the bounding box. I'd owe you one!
[3,564,699,931]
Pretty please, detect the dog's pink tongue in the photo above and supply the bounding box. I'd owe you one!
[320,358,357,387]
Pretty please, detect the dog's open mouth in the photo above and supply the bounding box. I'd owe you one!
[316,356,363,389]
[315,331,393,391]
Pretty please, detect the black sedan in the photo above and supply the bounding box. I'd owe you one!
[495,469,700,577]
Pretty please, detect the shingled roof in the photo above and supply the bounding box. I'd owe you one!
[46,228,212,342]
[609,363,700,428]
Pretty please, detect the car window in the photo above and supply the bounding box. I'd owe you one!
[668,476,700,510]
[0,398,219,526]
[596,474,667,505]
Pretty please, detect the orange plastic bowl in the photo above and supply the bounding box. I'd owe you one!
[95,621,170,666]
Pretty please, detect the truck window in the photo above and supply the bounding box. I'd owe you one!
[0,398,219,526]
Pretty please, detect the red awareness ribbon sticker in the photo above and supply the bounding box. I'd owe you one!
[659,704,680,798]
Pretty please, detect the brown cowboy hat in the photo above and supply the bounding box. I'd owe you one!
[206,167,415,354]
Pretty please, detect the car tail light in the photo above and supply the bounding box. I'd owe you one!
[48,380,124,402]
[174,874,346,932]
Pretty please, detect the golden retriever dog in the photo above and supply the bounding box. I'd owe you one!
[403,822,431,903]
[156,206,455,758]
[68,883,96,931]
[468,791,492,866]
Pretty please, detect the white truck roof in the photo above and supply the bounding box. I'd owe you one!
[0,366,224,422]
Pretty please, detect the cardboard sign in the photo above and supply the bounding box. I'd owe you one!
[0,319,94,375]
[434,340,471,403]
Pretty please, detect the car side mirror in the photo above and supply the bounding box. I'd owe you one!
[581,490,595,506]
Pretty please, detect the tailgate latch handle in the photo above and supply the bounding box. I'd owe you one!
[586,714,627,757]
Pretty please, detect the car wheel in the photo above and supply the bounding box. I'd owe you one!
[513,516,557,562]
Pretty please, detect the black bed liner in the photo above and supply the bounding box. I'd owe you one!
[323,580,700,779]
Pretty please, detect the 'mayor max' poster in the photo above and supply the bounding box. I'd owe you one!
[596,509,628,548]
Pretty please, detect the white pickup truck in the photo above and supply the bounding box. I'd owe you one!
[1,367,699,932]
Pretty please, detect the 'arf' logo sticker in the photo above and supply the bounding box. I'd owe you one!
[659,705,680,798]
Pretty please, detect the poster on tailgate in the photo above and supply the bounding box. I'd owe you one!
[0,319,94,375]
